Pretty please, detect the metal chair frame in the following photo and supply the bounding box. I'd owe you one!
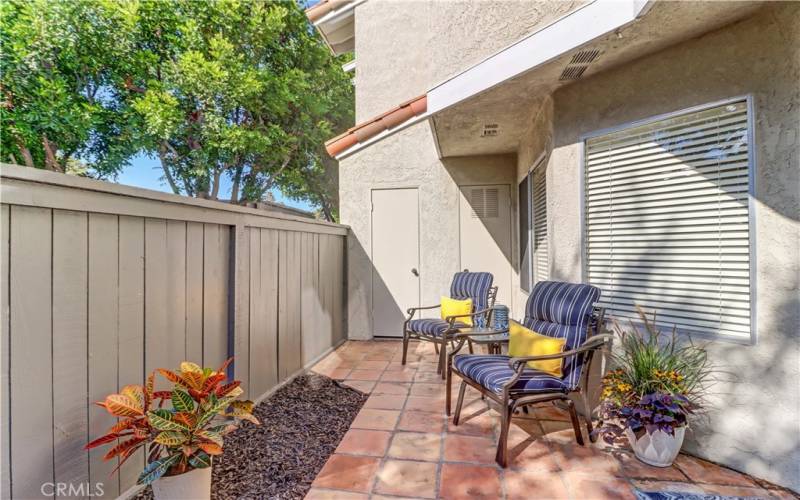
[402,285,499,378]
[447,306,611,467]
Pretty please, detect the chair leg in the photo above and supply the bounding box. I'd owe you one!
[446,366,453,416]
[452,381,467,425]
[401,331,409,365]
[566,399,585,446]
[434,343,439,355]
[495,400,514,467]
[580,391,596,442]
[438,337,448,379]
[468,339,474,354]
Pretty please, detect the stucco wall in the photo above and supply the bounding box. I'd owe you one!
[339,121,517,340]
[515,3,800,490]
[353,0,583,121]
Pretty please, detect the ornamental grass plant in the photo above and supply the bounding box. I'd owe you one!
[594,307,713,444]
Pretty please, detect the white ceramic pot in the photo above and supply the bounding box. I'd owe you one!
[625,426,686,467]
[151,466,212,500]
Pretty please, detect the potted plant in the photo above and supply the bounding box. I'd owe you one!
[594,308,711,467]
[86,358,259,499]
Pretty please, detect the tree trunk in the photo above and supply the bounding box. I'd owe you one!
[209,168,221,200]
[230,165,244,204]
[157,145,181,194]
[41,135,63,172]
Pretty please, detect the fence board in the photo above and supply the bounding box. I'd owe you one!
[234,226,250,398]
[185,222,204,364]
[203,224,229,369]
[333,236,346,344]
[166,220,187,368]
[52,210,90,493]
[1,205,11,500]
[9,206,54,498]
[88,213,120,498]
[302,233,325,363]
[145,219,169,393]
[250,229,279,398]
[279,232,302,379]
[118,216,145,491]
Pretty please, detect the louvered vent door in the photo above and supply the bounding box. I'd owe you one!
[584,100,753,339]
[459,185,512,307]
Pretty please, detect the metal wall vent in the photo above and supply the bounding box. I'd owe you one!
[471,188,499,219]
[559,49,600,81]
[559,65,588,81]
[570,49,600,65]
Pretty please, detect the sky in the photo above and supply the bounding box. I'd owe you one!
[114,152,315,211]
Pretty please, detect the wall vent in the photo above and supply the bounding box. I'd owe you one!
[570,49,600,64]
[471,187,499,219]
[559,65,588,81]
[559,49,600,81]
[481,123,499,137]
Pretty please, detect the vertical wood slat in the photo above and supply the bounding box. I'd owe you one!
[117,216,145,492]
[166,220,187,368]
[9,206,53,498]
[250,228,279,399]
[332,236,345,344]
[185,222,204,364]
[233,225,250,398]
[203,224,229,370]
[145,219,168,391]
[301,233,324,364]
[0,205,9,500]
[319,234,333,346]
[52,210,89,494]
[278,231,302,379]
[88,213,119,498]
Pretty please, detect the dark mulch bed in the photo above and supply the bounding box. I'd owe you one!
[136,374,367,499]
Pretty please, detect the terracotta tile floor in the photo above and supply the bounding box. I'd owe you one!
[308,340,794,499]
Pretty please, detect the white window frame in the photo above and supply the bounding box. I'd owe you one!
[519,153,549,293]
[578,95,757,345]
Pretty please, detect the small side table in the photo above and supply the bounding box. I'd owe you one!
[456,327,509,354]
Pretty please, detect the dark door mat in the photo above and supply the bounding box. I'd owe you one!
[135,373,368,499]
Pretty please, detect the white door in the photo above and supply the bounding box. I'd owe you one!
[371,188,420,337]
[459,184,512,307]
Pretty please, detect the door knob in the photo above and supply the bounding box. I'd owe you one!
[411,268,419,276]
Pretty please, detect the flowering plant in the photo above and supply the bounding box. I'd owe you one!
[594,307,711,445]
[85,358,258,485]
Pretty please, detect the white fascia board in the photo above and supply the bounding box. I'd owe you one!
[314,0,367,56]
[427,0,652,114]
[342,59,356,73]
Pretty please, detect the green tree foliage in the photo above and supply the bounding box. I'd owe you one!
[1,0,353,220]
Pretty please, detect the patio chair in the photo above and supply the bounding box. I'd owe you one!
[447,280,611,467]
[402,271,498,377]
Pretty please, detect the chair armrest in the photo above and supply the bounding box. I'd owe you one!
[507,334,613,371]
[444,307,493,324]
[406,304,441,316]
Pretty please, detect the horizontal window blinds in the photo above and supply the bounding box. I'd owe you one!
[584,100,752,339]
[519,176,531,293]
[532,166,548,282]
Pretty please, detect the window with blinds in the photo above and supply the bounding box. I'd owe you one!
[583,99,753,340]
[531,166,548,282]
[519,160,549,292]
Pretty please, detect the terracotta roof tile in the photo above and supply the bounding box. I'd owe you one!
[325,94,427,157]
[305,0,353,23]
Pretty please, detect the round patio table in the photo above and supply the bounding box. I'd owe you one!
[455,326,509,354]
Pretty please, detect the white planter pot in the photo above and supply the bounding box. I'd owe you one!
[152,466,212,500]
[625,426,686,467]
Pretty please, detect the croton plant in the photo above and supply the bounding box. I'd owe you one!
[86,358,259,485]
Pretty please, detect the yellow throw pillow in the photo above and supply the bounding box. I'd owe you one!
[440,296,473,327]
[508,320,567,377]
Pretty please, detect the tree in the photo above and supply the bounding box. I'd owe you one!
[124,0,353,215]
[1,0,353,220]
[0,0,139,173]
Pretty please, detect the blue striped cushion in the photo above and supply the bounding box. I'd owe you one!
[454,354,567,394]
[522,281,601,389]
[408,318,469,336]
[450,272,494,312]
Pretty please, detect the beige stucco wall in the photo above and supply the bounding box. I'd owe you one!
[353,0,584,121]
[339,121,517,340]
[514,3,800,490]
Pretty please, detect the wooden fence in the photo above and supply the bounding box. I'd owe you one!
[0,164,348,499]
